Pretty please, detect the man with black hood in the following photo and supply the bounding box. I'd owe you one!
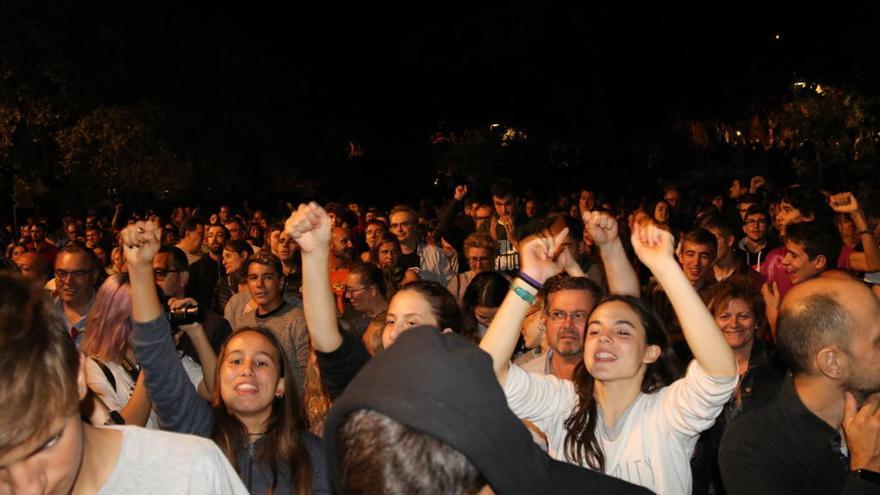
[323,326,652,495]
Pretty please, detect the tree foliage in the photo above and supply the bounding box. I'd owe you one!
[55,104,191,202]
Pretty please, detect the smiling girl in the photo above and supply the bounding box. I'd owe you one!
[122,221,331,494]
[480,222,738,494]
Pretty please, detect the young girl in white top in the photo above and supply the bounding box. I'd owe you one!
[480,218,738,494]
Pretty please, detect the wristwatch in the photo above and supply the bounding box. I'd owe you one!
[852,468,880,485]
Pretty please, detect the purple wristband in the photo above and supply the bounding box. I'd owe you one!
[516,271,543,290]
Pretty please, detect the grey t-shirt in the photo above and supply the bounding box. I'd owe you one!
[97,426,248,494]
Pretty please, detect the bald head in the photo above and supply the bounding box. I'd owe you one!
[330,227,354,260]
[778,277,879,377]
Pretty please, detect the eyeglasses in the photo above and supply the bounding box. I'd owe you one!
[54,269,95,282]
[154,269,185,280]
[745,219,768,226]
[344,286,374,296]
[548,310,588,324]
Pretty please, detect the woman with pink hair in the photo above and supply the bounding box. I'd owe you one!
[81,273,210,427]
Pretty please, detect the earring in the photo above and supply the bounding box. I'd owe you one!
[275,393,284,400]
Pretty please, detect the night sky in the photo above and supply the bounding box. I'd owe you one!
[3,2,879,207]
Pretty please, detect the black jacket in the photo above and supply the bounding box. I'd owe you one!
[719,375,878,494]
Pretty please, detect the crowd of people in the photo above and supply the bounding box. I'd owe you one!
[2,173,880,494]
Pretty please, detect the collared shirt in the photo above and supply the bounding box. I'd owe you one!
[53,296,93,347]
[521,347,556,376]
[719,375,877,494]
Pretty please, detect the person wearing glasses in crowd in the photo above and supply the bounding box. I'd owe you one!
[480,220,737,494]
[341,262,389,336]
[389,205,454,284]
[154,245,233,362]
[521,212,639,381]
[52,244,101,345]
[736,205,775,272]
[447,232,498,305]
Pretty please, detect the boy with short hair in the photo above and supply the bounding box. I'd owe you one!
[0,273,247,494]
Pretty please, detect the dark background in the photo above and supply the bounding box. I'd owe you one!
[2,1,879,217]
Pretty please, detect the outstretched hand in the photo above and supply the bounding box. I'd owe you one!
[518,227,572,284]
[749,175,766,192]
[630,221,675,271]
[285,202,331,254]
[120,220,162,268]
[829,192,860,214]
[583,210,619,246]
[761,282,780,309]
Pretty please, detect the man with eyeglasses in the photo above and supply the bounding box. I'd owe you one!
[341,262,388,335]
[520,211,641,380]
[52,244,100,345]
[154,246,232,362]
[736,205,775,272]
[520,275,602,380]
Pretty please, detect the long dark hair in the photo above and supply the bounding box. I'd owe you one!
[211,327,312,494]
[460,271,508,342]
[562,295,682,471]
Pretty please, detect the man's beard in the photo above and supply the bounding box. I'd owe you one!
[844,372,880,406]
[553,328,583,358]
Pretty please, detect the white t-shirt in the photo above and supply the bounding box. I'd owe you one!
[86,356,203,429]
[97,426,247,494]
[504,360,737,494]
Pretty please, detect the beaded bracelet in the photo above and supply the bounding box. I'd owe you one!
[516,271,543,291]
[511,285,537,305]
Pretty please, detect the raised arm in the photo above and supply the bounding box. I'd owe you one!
[830,192,880,272]
[287,202,342,353]
[631,223,737,378]
[178,320,217,398]
[122,221,214,436]
[480,228,571,384]
[584,210,640,297]
[437,185,467,234]
[124,221,164,323]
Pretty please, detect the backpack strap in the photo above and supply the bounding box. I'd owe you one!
[91,357,117,393]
